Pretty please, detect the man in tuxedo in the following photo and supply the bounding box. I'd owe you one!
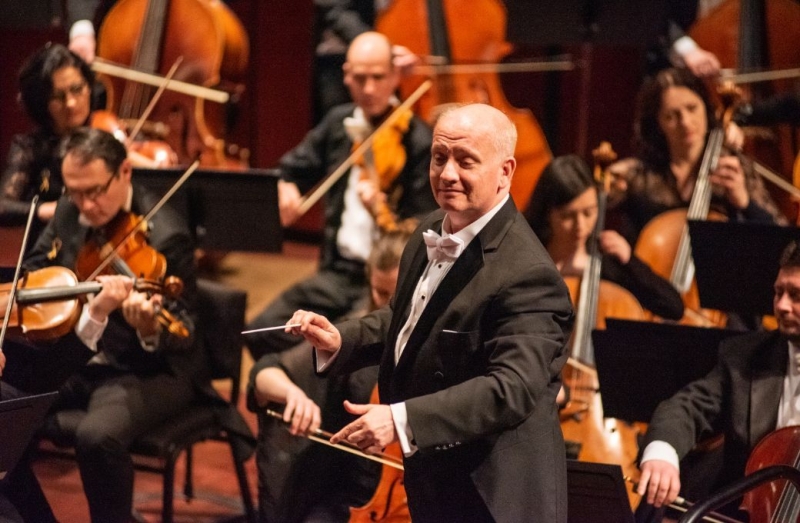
[287,103,574,522]
[245,31,436,360]
[638,240,800,512]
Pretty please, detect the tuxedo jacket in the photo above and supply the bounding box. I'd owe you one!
[327,198,574,522]
[644,330,786,488]
[278,102,437,271]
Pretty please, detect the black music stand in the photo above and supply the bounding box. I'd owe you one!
[0,391,58,479]
[689,220,800,317]
[132,167,282,253]
[592,319,740,424]
[567,460,634,523]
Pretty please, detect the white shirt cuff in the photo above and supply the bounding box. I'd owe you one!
[390,402,418,457]
[69,20,95,40]
[136,331,159,352]
[75,304,107,352]
[314,347,338,372]
[640,440,680,471]
[672,36,699,61]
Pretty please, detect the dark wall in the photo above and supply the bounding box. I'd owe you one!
[0,2,644,212]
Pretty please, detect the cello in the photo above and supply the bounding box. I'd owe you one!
[95,0,249,167]
[375,0,552,211]
[739,426,800,522]
[688,0,800,222]
[559,142,647,509]
[633,83,743,328]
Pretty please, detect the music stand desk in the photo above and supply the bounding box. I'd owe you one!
[132,167,282,253]
[689,220,800,317]
[593,319,740,424]
[567,460,634,523]
[0,391,58,479]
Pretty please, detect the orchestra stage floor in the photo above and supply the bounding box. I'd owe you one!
[34,242,320,522]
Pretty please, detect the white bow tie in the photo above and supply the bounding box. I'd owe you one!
[422,229,465,262]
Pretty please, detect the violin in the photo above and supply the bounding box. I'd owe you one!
[559,142,645,509]
[349,104,414,234]
[0,266,182,341]
[74,211,189,338]
[296,81,431,219]
[89,110,179,168]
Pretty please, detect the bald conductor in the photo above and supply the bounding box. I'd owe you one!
[289,104,574,523]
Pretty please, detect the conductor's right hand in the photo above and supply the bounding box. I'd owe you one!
[286,309,342,354]
[637,459,681,508]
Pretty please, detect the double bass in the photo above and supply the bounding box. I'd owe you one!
[95,0,249,167]
[376,0,552,211]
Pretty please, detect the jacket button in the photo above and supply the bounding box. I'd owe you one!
[434,371,444,380]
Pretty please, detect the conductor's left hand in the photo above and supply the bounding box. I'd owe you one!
[331,401,398,455]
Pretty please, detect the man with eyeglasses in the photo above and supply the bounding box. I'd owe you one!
[12,127,203,523]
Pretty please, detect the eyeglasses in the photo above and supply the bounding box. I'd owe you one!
[49,81,88,105]
[64,172,118,202]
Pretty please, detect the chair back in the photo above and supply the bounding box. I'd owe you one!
[196,279,247,406]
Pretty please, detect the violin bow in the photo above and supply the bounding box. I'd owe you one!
[264,409,405,471]
[0,196,40,352]
[85,160,200,281]
[126,57,184,144]
[295,79,432,217]
[92,58,229,104]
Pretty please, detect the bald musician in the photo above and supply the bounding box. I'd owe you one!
[245,31,436,360]
[288,104,574,522]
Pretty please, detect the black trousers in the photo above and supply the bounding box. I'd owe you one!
[48,365,196,523]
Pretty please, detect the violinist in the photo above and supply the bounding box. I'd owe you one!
[637,240,800,520]
[247,230,409,523]
[607,67,784,249]
[23,127,199,523]
[245,31,436,360]
[1,44,102,245]
[525,154,683,321]
[312,1,418,122]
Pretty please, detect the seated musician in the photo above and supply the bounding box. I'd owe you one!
[0,272,133,523]
[21,127,201,523]
[1,44,102,246]
[525,154,683,321]
[637,240,800,519]
[607,66,784,249]
[245,31,437,360]
[247,229,409,523]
